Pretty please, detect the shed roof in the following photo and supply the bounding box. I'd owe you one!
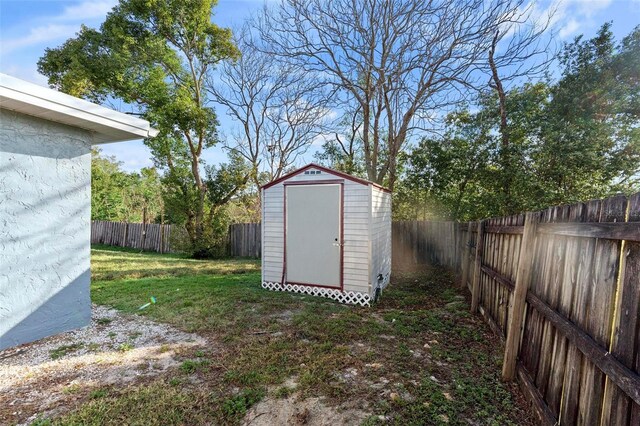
[261,163,391,193]
[0,73,158,144]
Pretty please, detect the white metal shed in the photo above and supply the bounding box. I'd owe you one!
[261,164,392,306]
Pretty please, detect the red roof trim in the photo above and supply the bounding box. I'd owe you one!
[261,163,391,193]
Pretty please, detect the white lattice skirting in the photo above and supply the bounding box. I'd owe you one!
[262,282,371,307]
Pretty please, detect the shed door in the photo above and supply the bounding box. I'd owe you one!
[286,184,341,287]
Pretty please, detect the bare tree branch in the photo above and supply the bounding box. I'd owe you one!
[253,0,553,190]
[209,24,331,189]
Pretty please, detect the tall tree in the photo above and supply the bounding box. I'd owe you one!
[536,23,640,203]
[398,24,640,220]
[257,0,541,190]
[209,25,330,189]
[91,148,164,223]
[486,6,554,215]
[38,0,241,249]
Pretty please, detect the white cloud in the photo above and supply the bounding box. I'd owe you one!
[54,0,117,22]
[0,1,117,56]
[0,24,80,54]
[528,0,617,40]
[559,18,580,38]
[573,0,613,17]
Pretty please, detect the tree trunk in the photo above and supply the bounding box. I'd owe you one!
[489,30,514,215]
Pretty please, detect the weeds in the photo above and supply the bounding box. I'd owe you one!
[50,344,83,360]
[220,389,265,418]
[118,343,134,352]
[180,359,210,374]
[44,247,534,425]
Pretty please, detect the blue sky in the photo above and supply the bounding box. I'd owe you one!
[1,0,639,172]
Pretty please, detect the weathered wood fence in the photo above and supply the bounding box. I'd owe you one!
[94,196,638,424]
[91,220,174,253]
[393,193,640,426]
[228,222,261,258]
[92,221,260,256]
[392,221,459,268]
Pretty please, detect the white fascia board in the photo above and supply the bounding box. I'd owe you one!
[0,73,159,144]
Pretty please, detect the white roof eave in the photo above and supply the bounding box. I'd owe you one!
[0,73,158,144]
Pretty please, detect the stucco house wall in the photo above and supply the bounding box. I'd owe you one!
[0,109,93,350]
[0,73,157,351]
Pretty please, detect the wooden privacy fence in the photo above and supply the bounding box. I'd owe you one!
[228,222,261,258]
[91,220,174,253]
[93,221,259,256]
[392,221,459,268]
[393,193,640,426]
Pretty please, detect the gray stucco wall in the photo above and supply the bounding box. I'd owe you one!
[0,109,92,350]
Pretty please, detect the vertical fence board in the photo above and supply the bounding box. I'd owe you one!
[471,220,485,313]
[602,193,640,425]
[503,211,539,380]
[460,222,472,289]
[544,205,571,417]
[578,196,626,424]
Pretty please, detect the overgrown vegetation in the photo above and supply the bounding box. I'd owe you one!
[395,24,640,220]
[32,247,536,424]
[91,148,164,223]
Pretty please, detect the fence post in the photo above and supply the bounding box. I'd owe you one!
[502,211,539,381]
[460,221,472,290]
[470,220,485,313]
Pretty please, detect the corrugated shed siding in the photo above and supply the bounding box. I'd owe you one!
[371,187,392,292]
[261,167,371,294]
[262,184,285,283]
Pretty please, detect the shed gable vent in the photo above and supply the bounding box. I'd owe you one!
[304,170,322,175]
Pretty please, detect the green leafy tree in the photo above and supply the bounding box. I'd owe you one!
[398,24,640,220]
[91,148,164,222]
[535,23,640,204]
[91,148,129,221]
[397,107,495,220]
[38,0,242,253]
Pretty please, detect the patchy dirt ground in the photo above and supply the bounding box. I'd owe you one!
[243,394,368,426]
[242,378,368,426]
[3,250,535,425]
[0,304,205,425]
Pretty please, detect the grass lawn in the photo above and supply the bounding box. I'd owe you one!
[46,246,533,425]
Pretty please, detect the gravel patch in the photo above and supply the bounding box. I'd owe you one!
[0,304,206,425]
